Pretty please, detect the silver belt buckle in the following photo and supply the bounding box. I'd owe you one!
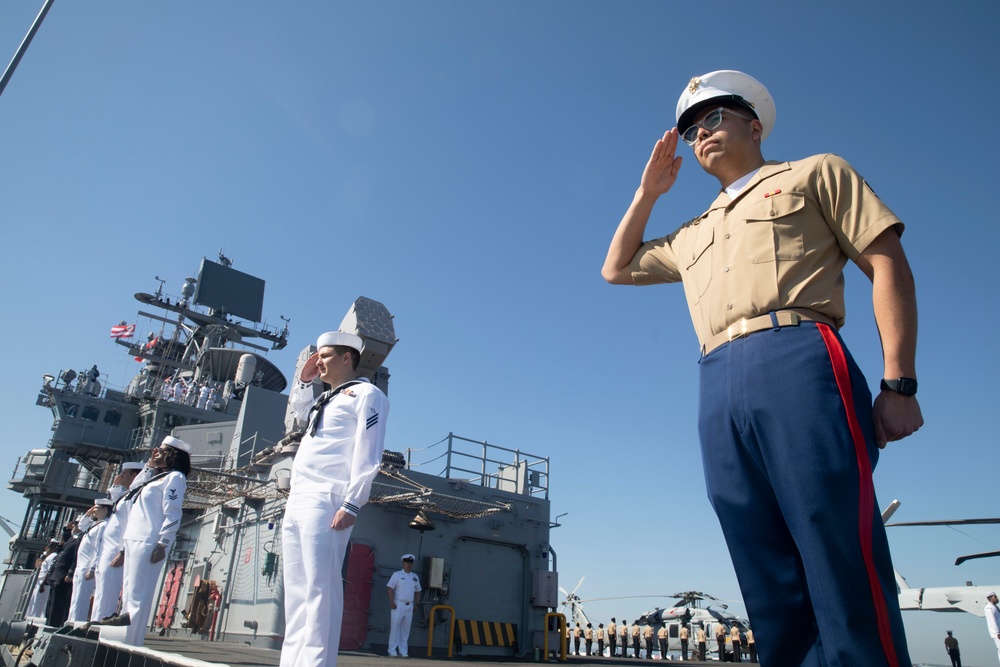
[728,318,750,341]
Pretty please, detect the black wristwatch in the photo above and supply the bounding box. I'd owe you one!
[880,377,918,396]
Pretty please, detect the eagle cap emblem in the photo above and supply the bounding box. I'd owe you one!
[688,77,702,93]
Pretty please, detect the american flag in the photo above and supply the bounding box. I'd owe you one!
[110,322,135,339]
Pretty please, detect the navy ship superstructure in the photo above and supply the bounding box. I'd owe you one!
[1,255,559,663]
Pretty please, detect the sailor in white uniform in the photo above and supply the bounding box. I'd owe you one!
[67,499,112,622]
[119,436,190,645]
[25,541,59,620]
[280,331,389,667]
[386,554,422,657]
[91,461,148,621]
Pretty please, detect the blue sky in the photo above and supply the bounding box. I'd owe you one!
[1,1,998,664]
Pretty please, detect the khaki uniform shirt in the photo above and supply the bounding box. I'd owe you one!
[631,623,640,637]
[597,628,605,641]
[629,154,902,347]
[608,621,617,637]
[680,626,689,640]
[697,628,707,642]
[643,625,653,639]
[657,627,668,640]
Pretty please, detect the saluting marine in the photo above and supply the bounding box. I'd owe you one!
[602,69,920,666]
[119,436,190,645]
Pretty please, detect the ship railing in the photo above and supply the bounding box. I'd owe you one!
[408,433,549,499]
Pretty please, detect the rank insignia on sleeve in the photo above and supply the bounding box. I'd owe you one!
[366,411,378,430]
[763,189,782,198]
[168,489,178,500]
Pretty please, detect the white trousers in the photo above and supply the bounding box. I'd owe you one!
[25,582,49,619]
[993,635,1000,664]
[280,491,353,667]
[67,570,96,622]
[121,539,167,646]
[388,602,415,656]
[90,556,124,621]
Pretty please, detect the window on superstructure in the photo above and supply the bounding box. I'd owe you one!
[81,406,100,422]
[104,410,122,427]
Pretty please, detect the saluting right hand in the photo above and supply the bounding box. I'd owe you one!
[639,129,684,198]
[300,353,320,383]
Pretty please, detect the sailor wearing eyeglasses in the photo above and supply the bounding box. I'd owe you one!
[602,70,921,667]
[280,331,389,667]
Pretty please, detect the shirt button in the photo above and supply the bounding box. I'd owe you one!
[727,303,733,309]
[723,266,730,272]
[724,233,731,239]
[770,210,777,217]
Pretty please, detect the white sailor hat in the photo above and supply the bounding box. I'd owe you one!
[121,461,145,471]
[162,435,192,454]
[95,498,114,507]
[676,70,776,142]
[401,553,415,562]
[317,331,363,353]
[988,591,998,597]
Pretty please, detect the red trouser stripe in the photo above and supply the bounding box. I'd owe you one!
[817,323,899,667]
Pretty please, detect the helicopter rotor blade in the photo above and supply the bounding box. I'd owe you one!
[886,518,1000,527]
[955,550,1000,566]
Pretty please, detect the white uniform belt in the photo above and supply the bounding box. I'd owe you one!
[701,309,836,356]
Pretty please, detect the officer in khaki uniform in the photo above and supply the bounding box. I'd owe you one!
[643,623,654,659]
[573,622,582,656]
[603,70,921,667]
[697,626,707,661]
[631,620,641,659]
[657,624,668,659]
[596,623,605,656]
[731,624,743,662]
[620,620,629,657]
[607,618,617,657]
[716,624,727,661]
[585,623,593,656]
[679,623,689,661]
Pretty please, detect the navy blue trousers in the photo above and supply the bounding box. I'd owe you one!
[698,322,910,667]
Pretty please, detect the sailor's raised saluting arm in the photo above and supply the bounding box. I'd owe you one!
[289,352,323,422]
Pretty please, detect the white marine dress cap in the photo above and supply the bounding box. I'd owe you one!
[317,331,364,354]
[401,553,415,562]
[676,70,776,142]
[162,435,192,453]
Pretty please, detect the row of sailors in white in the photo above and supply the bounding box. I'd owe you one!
[66,498,113,622]
[159,377,218,409]
[24,438,188,646]
[91,461,151,622]
[280,331,390,667]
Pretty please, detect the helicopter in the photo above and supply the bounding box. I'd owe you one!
[883,500,1000,617]
[559,583,750,659]
[636,591,751,656]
